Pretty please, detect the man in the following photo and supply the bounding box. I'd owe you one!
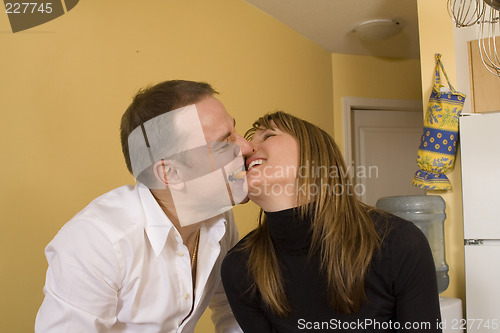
[35,80,251,332]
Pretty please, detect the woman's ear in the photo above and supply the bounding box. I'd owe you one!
[153,159,185,190]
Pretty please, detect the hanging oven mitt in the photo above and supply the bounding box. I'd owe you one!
[412,54,465,190]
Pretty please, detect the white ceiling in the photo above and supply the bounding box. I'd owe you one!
[243,0,420,59]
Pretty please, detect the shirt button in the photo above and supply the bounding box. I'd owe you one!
[184,293,190,300]
[177,251,185,257]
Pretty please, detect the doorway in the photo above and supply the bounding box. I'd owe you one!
[343,97,425,206]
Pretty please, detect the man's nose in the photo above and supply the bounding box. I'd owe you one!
[233,133,254,156]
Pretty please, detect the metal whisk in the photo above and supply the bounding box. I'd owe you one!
[479,2,500,76]
[448,0,500,77]
[447,0,485,27]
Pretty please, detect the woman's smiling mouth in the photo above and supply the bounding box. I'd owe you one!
[247,158,266,170]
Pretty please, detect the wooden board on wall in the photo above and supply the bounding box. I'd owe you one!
[468,37,500,113]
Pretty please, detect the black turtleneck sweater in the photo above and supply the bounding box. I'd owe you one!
[221,208,442,332]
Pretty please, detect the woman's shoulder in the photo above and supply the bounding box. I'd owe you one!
[222,230,256,269]
[370,209,430,250]
[221,230,258,291]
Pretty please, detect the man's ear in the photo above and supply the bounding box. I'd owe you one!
[153,159,185,190]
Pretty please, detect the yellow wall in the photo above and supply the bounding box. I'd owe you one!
[416,0,466,305]
[0,1,333,332]
[331,54,422,145]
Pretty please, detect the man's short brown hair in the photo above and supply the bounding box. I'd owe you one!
[120,80,217,174]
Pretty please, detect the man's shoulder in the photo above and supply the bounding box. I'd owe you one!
[64,184,146,241]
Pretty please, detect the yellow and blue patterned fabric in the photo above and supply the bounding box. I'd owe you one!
[412,54,465,190]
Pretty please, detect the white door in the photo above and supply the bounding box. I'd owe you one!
[352,109,425,206]
[460,113,500,240]
[464,244,500,332]
[460,113,500,331]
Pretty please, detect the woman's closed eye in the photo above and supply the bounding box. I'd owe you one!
[263,133,276,140]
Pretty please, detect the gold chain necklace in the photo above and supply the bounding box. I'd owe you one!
[191,230,201,275]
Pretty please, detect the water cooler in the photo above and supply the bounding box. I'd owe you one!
[376,195,463,332]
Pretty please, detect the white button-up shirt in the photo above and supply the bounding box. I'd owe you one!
[35,183,242,333]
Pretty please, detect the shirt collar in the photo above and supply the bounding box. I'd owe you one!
[137,182,229,258]
[202,213,227,244]
[137,183,175,257]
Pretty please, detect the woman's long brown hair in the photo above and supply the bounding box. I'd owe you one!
[242,111,381,316]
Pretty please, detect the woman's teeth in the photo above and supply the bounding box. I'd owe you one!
[248,159,264,170]
[227,159,265,182]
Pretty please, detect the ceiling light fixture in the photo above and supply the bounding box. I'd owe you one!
[353,19,403,41]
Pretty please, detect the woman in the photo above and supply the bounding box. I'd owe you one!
[221,111,442,332]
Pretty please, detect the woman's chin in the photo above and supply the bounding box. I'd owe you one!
[246,190,266,208]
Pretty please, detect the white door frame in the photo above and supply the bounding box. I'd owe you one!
[342,97,423,169]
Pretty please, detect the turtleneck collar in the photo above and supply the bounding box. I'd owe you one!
[265,206,314,255]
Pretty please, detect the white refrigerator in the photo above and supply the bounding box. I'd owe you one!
[460,112,500,332]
